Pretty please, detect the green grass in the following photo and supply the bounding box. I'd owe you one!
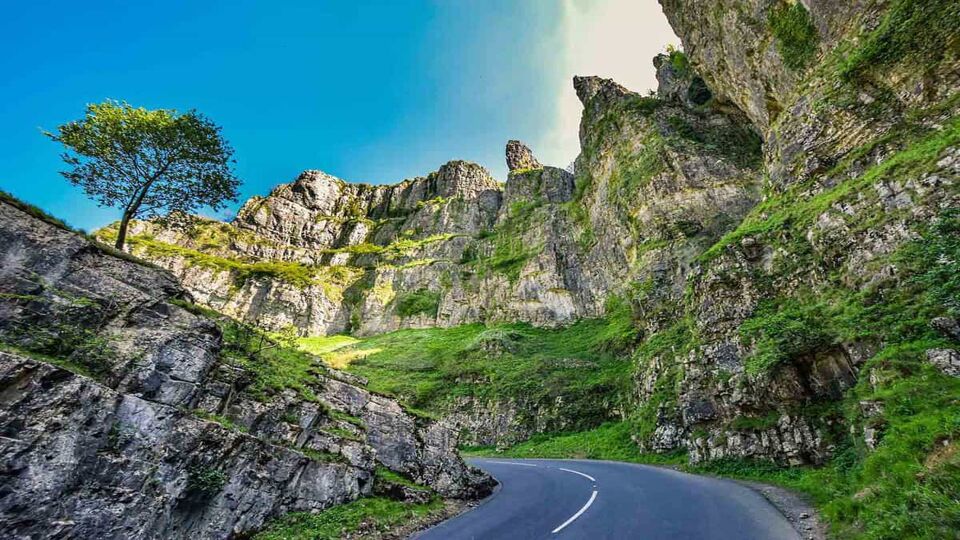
[666,46,690,75]
[0,341,106,380]
[728,412,782,431]
[375,466,429,490]
[252,497,445,540]
[836,0,960,81]
[310,298,638,430]
[0,319,116,379]
[394,288,441,318]
[476,201,542,282]
[321,233,458,261]
[176,302,330,402]
[464,421,686,465]
[296,334,360,355]
[109,231,324,287]
[298,447,347,463]
[192,409,248,432]
[1,190,161,269]
[768,1,819,70]
[739,297,836,374]
[0,189,77,232]
[701,115,960,263]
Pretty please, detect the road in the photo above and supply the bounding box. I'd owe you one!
[416,458,800,540]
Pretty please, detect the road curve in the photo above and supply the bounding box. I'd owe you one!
[415,458,800,540]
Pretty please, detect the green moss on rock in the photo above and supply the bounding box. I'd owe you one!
[768,1,819,70]
[394,288,441,318]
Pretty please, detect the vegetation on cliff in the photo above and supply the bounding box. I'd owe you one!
[15,0,954,536]
[300,297,637,429]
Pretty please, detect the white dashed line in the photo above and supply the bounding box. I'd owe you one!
[497,461,539,467]
[558,467,596,482]
[552,489,598,534]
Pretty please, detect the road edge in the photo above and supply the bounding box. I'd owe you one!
[733,479,827,540]
[408,468,503,539]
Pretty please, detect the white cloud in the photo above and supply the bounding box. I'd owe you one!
[536,0,678,168]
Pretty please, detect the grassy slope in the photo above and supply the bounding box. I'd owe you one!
[298,298,637,427]
[252,497,446,540]
[253,468,447,540]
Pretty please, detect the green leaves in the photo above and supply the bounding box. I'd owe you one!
[740,299,830,374]
[394,288,441,318]
[768,1,819,70]
[46,100,240,248]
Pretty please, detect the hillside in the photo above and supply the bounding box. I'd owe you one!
[51,0,960,537]
[0,195,492,538]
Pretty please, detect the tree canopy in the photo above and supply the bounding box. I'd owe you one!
[46,100,240,248]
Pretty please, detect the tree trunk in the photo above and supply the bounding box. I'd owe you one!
[116,176,159,250]
[115,212,131,250]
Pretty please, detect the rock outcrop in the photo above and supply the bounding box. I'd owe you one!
[505,140,542,171]
[88,0,959,468]
[0,199,490,539]
[112,70,762,344]
[102,46,766,448]
[639,0,960,464]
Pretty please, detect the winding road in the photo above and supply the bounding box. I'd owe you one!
[416,458,800,540]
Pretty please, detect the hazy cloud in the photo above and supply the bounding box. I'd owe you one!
[536,0,678,168]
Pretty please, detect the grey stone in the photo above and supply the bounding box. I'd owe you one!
[932,317,960,342]
[505,140,542,172]
[0,200,492,539]
[927,349,960,378]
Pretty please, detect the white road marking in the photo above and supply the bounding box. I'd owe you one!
[497,461,539,467]
[558,467,596,482]
[552,489,598,534]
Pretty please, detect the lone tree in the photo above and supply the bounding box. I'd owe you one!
[46,100,240,249]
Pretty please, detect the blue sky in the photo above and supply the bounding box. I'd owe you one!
[0,0,675,231]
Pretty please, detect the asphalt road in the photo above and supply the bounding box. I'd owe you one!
[416,458,800,540]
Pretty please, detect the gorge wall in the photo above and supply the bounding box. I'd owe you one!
[103,0,959,471]
[0,199,490,539]
[111,71,762,340]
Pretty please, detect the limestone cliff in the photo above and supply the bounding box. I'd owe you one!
[109,72,762,342]
[97,0,959,471]
[0,199,490,539]
[643,0,960,463]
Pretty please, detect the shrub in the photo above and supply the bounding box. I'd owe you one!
[394,289,441,318]
[187,465,227,495]
[768,1,819,70]
[739,299,834,375]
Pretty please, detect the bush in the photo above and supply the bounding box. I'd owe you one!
[394,289,440,318]
[739,299,834,375]
[768,1,819,70]
[187,465,227,495]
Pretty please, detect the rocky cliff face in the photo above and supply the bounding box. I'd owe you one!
[112,69,762,343]
[642,0,960,463]
[0,199,490,539]
[98,0,958,469]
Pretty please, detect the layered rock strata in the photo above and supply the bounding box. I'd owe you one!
[0,199,490,539]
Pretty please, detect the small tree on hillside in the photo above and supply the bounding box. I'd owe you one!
[46,100,240,249]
